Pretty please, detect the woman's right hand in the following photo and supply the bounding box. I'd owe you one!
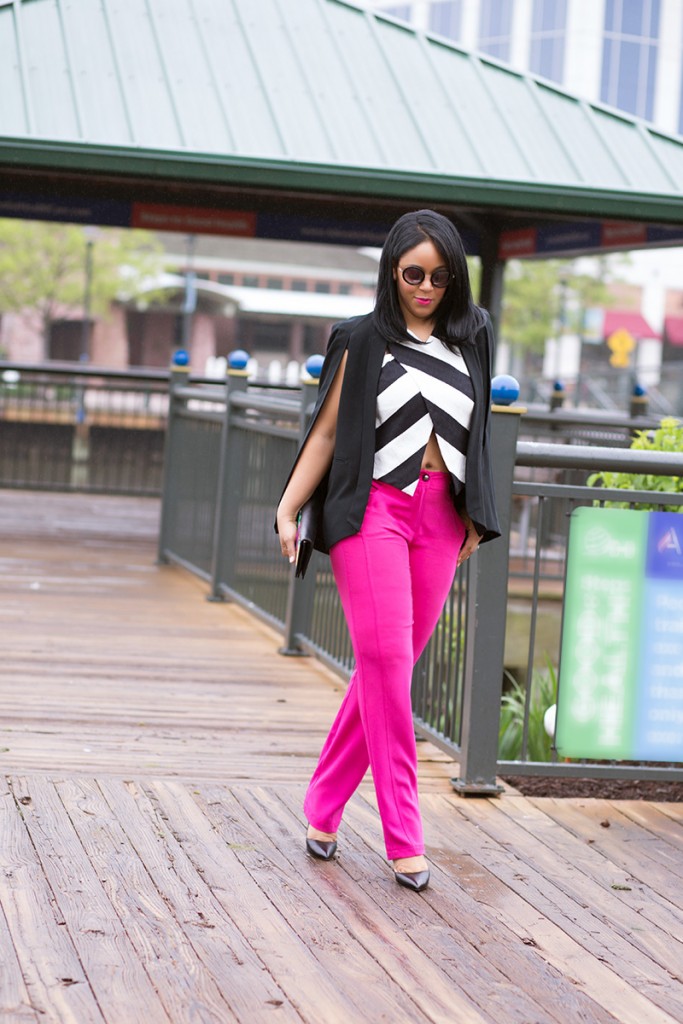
[277,506,299,564]
[276,349,347,566]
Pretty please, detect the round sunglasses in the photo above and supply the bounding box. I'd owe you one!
[398,265,451,289]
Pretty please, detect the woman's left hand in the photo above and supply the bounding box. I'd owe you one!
[457,517,481,567]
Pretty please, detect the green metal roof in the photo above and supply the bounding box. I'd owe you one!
[2,0,683,243]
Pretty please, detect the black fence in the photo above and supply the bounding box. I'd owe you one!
[0,362,169,496]
[157,367,683,791]
[3,358,682,792]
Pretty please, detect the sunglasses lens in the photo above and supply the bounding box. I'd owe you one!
[402,266,424,285]
[401,266,450,287]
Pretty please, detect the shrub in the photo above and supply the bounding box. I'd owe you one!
[498,662,557,762]
[587,416,683,512]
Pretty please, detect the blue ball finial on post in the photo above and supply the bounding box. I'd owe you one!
[633,382,647,397]
[549,379,565,410]
[172,348,189,367]
[304,354,324,380]
[227,349,250,372]
[491,373,520,406]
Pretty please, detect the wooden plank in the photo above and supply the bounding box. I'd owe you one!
[535,799,683,909]
[237,785,513,1024]
[95,777,300,1023]
[9,776,170,1024]
[0,788,39,1024]
[421,793,682,1024]
[527,801,683,945]
[652,802,683,824]
[0,777,105,1023]
[507,795,683,945]
[2,490,683,1024]
[0,490,454,791]
[190,780,488,1024]
[343,792,620,1024]
[55,776,242,1024]
[148,779,423,1024]
[483,794,683,997]
[268,785,606,1024]
[610,800,683,852]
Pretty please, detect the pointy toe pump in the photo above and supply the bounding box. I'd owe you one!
[394,868,430,892]
[305,826,338,861]
[306,837,338,861]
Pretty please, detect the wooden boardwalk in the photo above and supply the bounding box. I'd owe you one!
[0,491,682,1024]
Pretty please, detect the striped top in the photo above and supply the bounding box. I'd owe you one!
[373,334,474,496]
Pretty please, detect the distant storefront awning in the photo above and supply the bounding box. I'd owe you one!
[664,316,683,346]
[137,274,374,321]
[603,310,660,340]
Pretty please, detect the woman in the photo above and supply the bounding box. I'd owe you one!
[276,209,500,892]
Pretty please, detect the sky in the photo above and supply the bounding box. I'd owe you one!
[610,247,683,330]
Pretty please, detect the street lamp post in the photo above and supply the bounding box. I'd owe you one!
[182,233,197,351]
[80,226,98,362]
[554,274,569,382]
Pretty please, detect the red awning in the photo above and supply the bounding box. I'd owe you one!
[603,310,660,340]
[664,316,683,346]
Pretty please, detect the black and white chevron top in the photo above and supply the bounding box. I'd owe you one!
[373,334,474,496]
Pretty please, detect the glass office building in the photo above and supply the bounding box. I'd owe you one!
[366,0,683,135]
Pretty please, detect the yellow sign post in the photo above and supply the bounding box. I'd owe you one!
[607,328,635,368]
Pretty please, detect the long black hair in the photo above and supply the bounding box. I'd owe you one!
[373,209,484,348]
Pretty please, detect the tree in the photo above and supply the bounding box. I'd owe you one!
[0,219,163,350]
[500,257,613,357]
[501,259,559,355]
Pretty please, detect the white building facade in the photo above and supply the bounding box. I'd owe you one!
[366,0,683,135]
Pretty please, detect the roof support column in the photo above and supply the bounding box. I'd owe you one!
[477,230,506,340]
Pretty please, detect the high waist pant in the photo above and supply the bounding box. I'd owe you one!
[303,471,465,860]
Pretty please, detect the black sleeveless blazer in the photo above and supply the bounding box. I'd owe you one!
[278,311,501,555]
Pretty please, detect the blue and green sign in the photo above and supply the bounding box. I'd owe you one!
[556,508,683,761]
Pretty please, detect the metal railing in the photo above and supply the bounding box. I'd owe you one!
[12,360,679,790]
[0,361,303,497]
[0,361,171,495]
[156,367,683,790]
[517,405,662,448]
[7,358,681,789]
[523,363,683,417]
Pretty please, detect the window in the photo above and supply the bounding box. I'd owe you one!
[428,1,462,41]
[218,273,234,285]
[314,281,331,293]
[338,283,352,295]
[48,320,82,362]
[478,0,513,62]
[242,275,259,288]
[601,0,661,121]
[291,279,308,291]
[605,0,659,36]
[383,4,412,20]
[529,0,567,82]
[266,277,283,290]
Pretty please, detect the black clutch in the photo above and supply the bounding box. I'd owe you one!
[295,492,322,579]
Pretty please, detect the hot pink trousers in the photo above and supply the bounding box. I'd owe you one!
[303,472,465,860]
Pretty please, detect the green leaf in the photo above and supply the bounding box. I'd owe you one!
[588,417,683,510]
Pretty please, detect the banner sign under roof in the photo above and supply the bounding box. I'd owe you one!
[3,191,683,255]
[499,220,683,259]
